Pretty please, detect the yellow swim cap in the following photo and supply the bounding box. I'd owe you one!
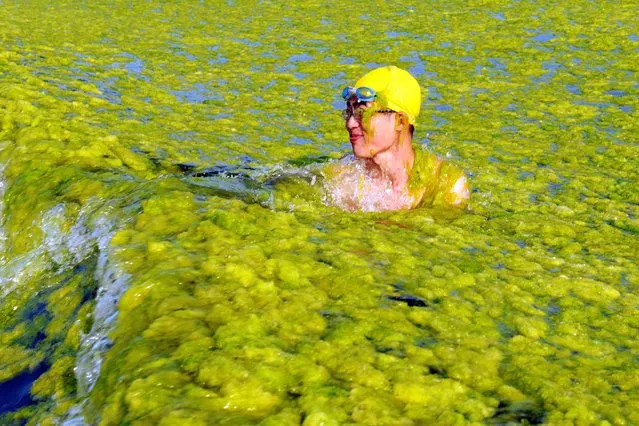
[355,65,421,125]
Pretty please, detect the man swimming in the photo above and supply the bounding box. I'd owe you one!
[324,65,469,212]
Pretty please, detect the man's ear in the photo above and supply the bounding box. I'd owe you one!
[395,112,408,131]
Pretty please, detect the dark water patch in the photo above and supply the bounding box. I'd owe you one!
[547,182,564,196]
[27,331,47,349]
[488,400,546,425]
[0,362,50,415]
[427,365,448,378]
[530,32,555,43]
[290,137,313,145]
[566,84,581,95]
[287,53,313,63]
[386,31,411,39]
[546,303,561,316]
[518,171,535,181]
[364,62,386,71]
[431,114,449,128]
[434,104,453,112]
[111,52,146,77]
[387,294,428,308]
[486,57,509,77]
[427,85,443,100]
[399,52,437,78]
[170,43,197,61]
[461,246,482,255]
[338,57,356,65]
[607,89,626,97]
[460,41,474,51]
[491,12,506,21]
[20,301,47,322]
[190,164,256,179]
[208,54,229,65]
[176,162,198,172]
[182,169,272,205]
[415,336,438,348]
[532,72,553,84]
[231,37,261,47]
[95,78,123,105]
[422,50,443,58]
[171,83,222,103]
[276,64,295,73]
[532,59,563,84]
[169,131,200,142]
[542,59,562,71]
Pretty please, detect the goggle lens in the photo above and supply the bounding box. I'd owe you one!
[356,87,375,101]
[341,86,376,102]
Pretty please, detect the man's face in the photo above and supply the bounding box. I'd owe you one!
[344,98,398,158]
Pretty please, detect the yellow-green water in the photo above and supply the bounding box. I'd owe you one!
[1,0,638,424]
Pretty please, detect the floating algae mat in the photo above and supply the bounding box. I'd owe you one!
[1,0,638,424]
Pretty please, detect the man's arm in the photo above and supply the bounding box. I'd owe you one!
[438,162,470,208]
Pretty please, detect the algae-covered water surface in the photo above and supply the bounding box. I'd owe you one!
[1,0,638,424]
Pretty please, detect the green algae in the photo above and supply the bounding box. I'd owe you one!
[1,0,638,424]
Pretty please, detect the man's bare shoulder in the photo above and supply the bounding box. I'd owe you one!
[410,147,470,208]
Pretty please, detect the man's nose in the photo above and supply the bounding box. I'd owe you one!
[346,114,360,129]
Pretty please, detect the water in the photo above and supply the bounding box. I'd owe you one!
[1,0,638,424]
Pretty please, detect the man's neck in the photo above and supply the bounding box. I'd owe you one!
[371,135,415,191]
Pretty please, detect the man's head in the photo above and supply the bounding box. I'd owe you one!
[342,66,421,158]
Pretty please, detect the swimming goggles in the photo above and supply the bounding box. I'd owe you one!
[342,86,376,102]
[341,107,395,121]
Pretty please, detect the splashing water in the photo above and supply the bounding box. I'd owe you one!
[1,196,128,424]
[74,242,129,396]
[64,236,129,426]
[322,155,414,212]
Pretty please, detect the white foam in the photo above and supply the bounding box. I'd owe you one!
[322,155,414,212]
[0,250,47,300]
[61,406,87,426]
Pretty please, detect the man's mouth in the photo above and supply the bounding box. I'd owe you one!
[349,133,364,143]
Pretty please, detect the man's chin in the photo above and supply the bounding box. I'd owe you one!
[351,141,372,158]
